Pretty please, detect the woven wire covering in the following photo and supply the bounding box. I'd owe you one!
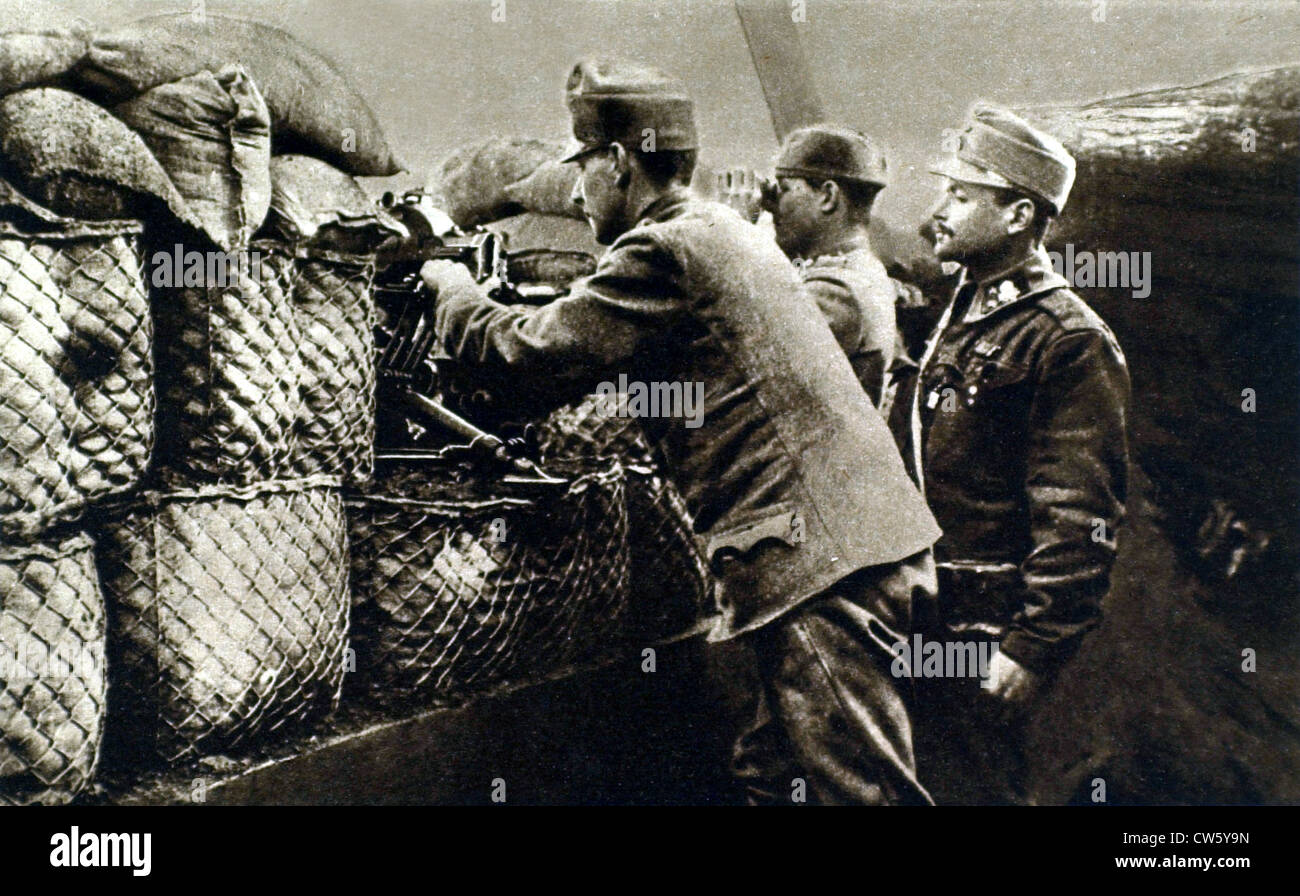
[0,531,105,806]
[622,465,713,643]
[534,391,713,643]
[535,391,656,465]
[289,249,376,486]
[94,478,349,768]
[1,221,151,539]
[346,456,630,705]
[34,227,153,503]
[151,239,304,486]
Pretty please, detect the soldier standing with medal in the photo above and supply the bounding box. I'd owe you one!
[913,104,1130,803]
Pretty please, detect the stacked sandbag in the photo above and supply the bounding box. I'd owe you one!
[503,157,583,221]
[265,153,401,249]
[40,36,359,773]
[113,65,272,252]
[148,240,301,485]
[533,394,713,645]
[72,13,402,176]
[346,455,631,705]
[263,155,404,487]
[26,221,154,507]
[106,233,349,774]
[432,139,600,289]
[0,87,195,229]
[97,479,348,765]
[289,250,378,486]
[0,532,104,805]
[0,191,152,803]
[1020,65,1300,576]
[0,26,91,95]
[432,138,566,228]
[0,11,402,792]
[0,204,152,538]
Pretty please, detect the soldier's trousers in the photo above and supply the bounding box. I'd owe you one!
[730,552,935,806]
[913,661,1033,805]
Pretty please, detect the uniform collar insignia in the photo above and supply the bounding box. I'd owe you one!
[958,246,1070,323]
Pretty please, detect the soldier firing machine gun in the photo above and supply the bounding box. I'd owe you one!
[369,190,596,483]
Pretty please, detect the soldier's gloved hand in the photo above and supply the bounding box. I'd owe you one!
[422,258,483,351]
[419,258,476,296]
[981,649,1038,706]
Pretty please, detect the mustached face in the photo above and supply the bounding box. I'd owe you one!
[927,179,1019,264]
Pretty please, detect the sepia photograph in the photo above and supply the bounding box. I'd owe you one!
[0,0,1295,873]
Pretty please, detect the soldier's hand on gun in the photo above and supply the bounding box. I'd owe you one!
[981,650,1038,707]
[419,258,475,295]
[421,258,481,347]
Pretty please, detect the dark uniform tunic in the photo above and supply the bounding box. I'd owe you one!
[913,247,1129,670]
[910,246,1129,804]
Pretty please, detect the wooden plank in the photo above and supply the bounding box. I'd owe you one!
[734,0,826,139]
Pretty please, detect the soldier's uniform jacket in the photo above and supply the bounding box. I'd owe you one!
[912,246,1129,671]
[798,242,897,406]
[437,188,941,641]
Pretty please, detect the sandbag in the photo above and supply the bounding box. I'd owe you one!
[114,66,271,252]
[504,158,583,220]
[96,479,349,767]
[433,138,564,228]
[0,531,105,806]
[347,456,630,704]
[535,392,714,644]
[75,14,402,177]
[151,239,304,486]
[263,154,403,251]
[28,223,153,509]
[0,88,194,228]
[0,26,90,95]
[290,250,376,486]
[0,232,79,539]
[1,217,152,540]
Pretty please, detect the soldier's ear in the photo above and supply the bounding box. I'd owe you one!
[610,142,633,189]
[1005,196,1036,236]
[816,179,840,214]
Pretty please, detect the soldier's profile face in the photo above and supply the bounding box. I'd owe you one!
[928,180,1011,264]
[770,176,820,258]
[571,147,626,245]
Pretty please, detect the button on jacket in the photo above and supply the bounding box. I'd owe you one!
[799,242,897,406]
[913,247,1129,671]
[436,189,941,641]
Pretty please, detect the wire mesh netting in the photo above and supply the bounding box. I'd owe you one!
[622,465,713,643]
[535,390,656,465]
[151,239,304,486]
[534,391,713,643]
[94,478,349,768]
[1,221,152,540]
[0,531,105,806]
[346,456,630,705]
[289,249,376,486]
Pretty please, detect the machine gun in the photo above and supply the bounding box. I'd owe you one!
[370,191,560,482]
